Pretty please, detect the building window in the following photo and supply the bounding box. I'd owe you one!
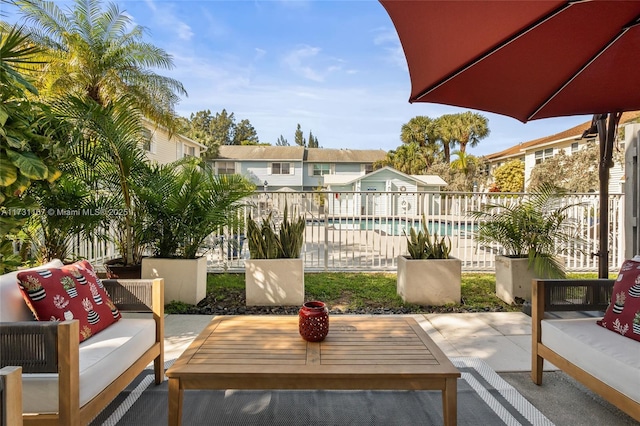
[362,164,374,174]
[571,142,579,153]
[217,161,235,175]
[141,129,154,153]
[271,162,292,175]
[183,145,196,157]
[313,164,332,176]
[535,148,554,164]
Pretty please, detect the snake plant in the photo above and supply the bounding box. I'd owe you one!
[405,215,451,259]
[247,204,305,259]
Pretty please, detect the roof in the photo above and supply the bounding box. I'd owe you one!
[411,175,448,186]
[324,166,446,187]
[217,146,387,162]
[484,111,640,161]
[305,148,387,163]
[217,145,305,161]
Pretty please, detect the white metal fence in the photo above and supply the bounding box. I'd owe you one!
[73,191,625,274]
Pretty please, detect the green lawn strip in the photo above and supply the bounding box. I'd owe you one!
[166,272,524,314]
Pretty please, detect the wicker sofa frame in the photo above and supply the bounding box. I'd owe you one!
[0,278,164,426]
[531,278,640,422]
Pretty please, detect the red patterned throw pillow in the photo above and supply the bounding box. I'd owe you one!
[17,260,121,342]
[597,258,640,342]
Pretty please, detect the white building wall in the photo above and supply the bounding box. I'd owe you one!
[519,136,626,194]
[240,161,304,189]
[143,123,205,164]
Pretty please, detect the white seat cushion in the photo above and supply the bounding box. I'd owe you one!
[0,259,64,322]
[22,318,157,413]
[541,317,640,403]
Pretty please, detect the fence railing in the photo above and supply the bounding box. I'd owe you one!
[73,191,624,274]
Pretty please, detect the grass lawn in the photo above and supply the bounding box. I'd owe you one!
[165,271,600,314]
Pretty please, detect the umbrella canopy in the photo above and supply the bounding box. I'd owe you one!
[380,0,640,277]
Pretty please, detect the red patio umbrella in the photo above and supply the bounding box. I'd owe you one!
[380,0,640,277]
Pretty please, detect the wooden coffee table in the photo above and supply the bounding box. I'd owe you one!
[166,315,460,425]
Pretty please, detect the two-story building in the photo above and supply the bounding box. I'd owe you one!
[213,146,447,217]
[142,118,208,164]
[213,146,387,191]
[484,111,640,194]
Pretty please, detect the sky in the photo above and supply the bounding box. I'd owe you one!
[5,0,594,156]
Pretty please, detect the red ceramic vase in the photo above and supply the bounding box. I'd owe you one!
[298,301,329,342]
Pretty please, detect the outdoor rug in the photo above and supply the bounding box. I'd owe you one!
[90,357,554,426]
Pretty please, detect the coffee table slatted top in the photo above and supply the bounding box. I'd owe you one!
[168,315,459,381]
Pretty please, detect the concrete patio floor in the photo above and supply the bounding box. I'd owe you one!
[161,312,639,425]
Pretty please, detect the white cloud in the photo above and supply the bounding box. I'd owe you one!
[372,28,398,46]
[373,27,407,70]
[142,0,193,42]
[254,48,267,60]
[176,22,194,41]
[282,45,347,82]
[283,45,324,82]
[144,0,157,12]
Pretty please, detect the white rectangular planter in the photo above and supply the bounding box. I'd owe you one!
[245,258,304,306]
[495,255,535,304]
[141,257,207,305]
[397,255,461,306]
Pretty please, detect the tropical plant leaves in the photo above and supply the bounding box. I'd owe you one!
[0,155,19,186]
[5,149,48,180]
[470,183,587,278]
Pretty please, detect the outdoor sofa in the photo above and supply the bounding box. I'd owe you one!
[0,259,164,426]
[531,277,640,422]
[1,366,23,426]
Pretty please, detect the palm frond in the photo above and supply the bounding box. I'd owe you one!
[470,183,587,277]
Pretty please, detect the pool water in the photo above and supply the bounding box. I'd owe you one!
[317,218,475,237]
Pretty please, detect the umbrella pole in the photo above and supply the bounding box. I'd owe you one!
[596,112,622,278]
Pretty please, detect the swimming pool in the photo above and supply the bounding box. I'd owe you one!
[311,218,475,237]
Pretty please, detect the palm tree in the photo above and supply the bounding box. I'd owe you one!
[388,143,428,175]
[434,112,490,162]
[433,114,457,163]
[470,183,586,278]
[138,159,255,259]
[450,150,478,189]
[400,116,435,147]
[395,116,441,172]
[452,111,490,153]
[16,0,186,129]
[26,174,109,262]
[53,95,151,266]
